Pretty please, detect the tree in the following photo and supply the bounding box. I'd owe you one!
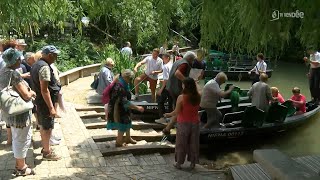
[200,0,320,58]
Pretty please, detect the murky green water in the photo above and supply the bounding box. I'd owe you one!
[205,61,320,169]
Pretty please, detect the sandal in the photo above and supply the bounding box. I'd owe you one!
[162,128,170,135]
[43,151,61,161]
[41,148,55,154]
[13,165,35,176]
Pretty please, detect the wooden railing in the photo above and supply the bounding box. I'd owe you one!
[59,47,194,86]
[59,63,101,86]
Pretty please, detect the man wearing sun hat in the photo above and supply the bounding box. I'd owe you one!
[15,39,27,51]
[30,45,61,161]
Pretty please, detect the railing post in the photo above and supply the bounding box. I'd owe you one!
[80,69,84,78]
[65,75,69,85]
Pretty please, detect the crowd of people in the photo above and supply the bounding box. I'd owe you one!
[1,37,319,174]
[95,45,320,170]
[0,39,65,176]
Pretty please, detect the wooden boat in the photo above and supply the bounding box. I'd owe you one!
[204,68,273,81]
[205,50,273,80]
[199,101,320,143]
[130,93,250,120]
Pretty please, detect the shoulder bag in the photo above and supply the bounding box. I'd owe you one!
[0,71,34,116]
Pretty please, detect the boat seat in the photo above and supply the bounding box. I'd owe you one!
[242,106,265,128]
[282,100,296,117]
[199,110,207,123]
[222,111,244,123]
[306,101,318,112]
[266,103,288,123]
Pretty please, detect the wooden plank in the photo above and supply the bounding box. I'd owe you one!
[76,106,104,112]
[253,149,319,180]
[294,155,320,174]
[80,112,105,119]
[230,163,271,180]
[93,134,166,142]
[85,121,165,130]
[100,144,175,156]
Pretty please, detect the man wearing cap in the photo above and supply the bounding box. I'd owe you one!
[30,45,61,161]
[15,39,27,60]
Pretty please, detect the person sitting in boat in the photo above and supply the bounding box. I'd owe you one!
[133,48,163,102]
[200,72,234,129]
[271,87,285,104]
[248,73,272,112]
[164,77,201,170]
[161,51,196,135]
[96,58,115,95]
[106,69,144,147]
[288,87,306,115]
[155,53,173,124]
[248,53,267,85]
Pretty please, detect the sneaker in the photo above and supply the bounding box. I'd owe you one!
[50,137,61,146]
[131,94,139,101]
[43,151,61,161]
[155,117,167,124]
[51,133,62,141]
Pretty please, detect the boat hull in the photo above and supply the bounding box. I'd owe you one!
[130,94,250,120]
[199,104,320,144]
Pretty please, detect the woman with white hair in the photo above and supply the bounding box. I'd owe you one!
[96,58,115,95]
[0,48,36,176]
[106,69,144,147]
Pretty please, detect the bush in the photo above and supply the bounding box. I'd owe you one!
[28,35,148,94]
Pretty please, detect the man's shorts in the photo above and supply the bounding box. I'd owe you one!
[36,104,54,130]
[140,73,157,90]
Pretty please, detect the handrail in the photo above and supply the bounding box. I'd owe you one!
[59,47,194,86]
[59,63,101,86]
[140,46,193,58]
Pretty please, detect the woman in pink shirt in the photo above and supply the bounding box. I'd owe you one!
[271,87,285,104]
[289,87,306,114]
[164,77,200,170]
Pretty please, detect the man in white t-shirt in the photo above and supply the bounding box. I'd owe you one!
[133,48,163,102]
[248,53,267,85]
[120,41,133,57]
[304,49,320,103]
[200,72,234,128]
[155,53,173,124]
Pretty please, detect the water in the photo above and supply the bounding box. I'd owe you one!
[204,61,320,169]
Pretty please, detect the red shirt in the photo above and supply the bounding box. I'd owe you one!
[177,95,200,123]
[177,63,188,75]
[176,56,183,61]
[290,94,306,113]
[273,93,285,104]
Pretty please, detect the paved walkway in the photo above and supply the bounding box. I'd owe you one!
[0,102,225,180]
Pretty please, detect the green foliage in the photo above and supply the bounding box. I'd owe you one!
[200,0,320,58]
[28,35,99,72]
